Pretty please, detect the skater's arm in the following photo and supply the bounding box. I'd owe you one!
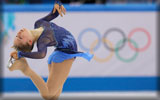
[41,0,64,21]
[10,48,47,59]
[17,38,51,59]
[34,0,66,28]
[18,48,47,59]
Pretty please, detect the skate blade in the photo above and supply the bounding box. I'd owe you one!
[7,57,16,68]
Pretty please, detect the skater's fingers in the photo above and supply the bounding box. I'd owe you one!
[57,7,63,17]
[10,51,17,57]
[61,5,66,15]
[53,4,63,16]
[12,54,18,60]
[53,3,59,14]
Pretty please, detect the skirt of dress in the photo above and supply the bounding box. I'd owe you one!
[48,50,94,64]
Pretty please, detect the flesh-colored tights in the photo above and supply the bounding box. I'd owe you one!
[9,58,75,100]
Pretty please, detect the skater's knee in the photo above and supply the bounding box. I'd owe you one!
[41,91,60,100]
[41,94,52,100]
[49,95,59,100]
[42,95,58,100]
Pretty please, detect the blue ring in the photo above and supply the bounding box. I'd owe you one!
[78,28,101,51]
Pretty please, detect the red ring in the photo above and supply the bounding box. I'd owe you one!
[128,28,151,52]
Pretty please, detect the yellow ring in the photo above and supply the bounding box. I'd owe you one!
[89,39,114,63]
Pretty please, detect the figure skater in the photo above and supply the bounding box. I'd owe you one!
[9,0,93,100]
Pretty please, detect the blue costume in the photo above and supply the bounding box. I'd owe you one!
[18,0,93,63]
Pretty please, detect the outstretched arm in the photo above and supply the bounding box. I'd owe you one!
[42,0,66,20]
[18,48,47,59]
[53,0,66,17]
[34,0,66,28]
[11,46,47,59]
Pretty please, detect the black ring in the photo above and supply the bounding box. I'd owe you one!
[103,28,127,51]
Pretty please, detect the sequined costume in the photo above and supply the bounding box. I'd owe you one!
[18,0,93,63]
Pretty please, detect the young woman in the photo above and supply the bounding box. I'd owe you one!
[9,0,93,100]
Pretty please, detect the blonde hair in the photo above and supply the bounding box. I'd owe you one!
[12,42,34,52]
[12,27,43,52]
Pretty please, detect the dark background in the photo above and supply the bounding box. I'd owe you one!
[1,0,159,4]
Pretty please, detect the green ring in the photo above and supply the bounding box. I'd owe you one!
[115,39,138,63]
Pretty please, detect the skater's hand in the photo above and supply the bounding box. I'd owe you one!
[53,4,66,17]
[10,51,18,60]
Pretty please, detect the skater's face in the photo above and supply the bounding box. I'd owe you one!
[14,28,33,46]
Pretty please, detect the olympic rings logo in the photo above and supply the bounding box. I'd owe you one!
[78,28,151,63]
